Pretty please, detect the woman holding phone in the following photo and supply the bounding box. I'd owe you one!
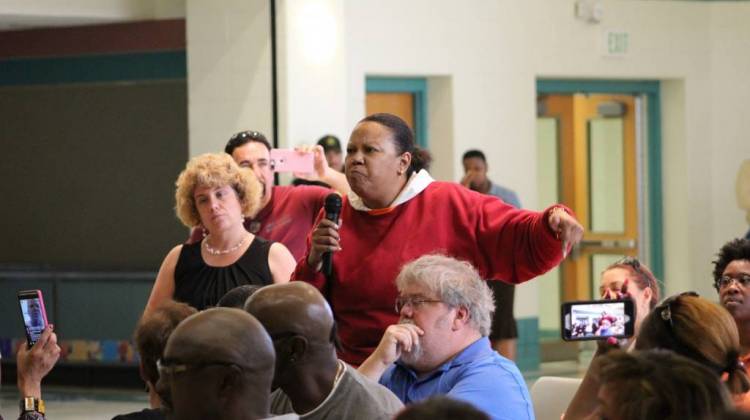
[564,257,660,418]
[145,153,296,312]
[599,257,660,347]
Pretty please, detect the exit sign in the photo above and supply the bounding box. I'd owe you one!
[603,30,629,57]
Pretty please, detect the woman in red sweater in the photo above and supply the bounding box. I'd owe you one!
[293,113,583,366]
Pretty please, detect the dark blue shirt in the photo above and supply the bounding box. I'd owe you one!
[379,337,534,420]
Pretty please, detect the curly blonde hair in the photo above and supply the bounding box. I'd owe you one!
[174,153,261,228]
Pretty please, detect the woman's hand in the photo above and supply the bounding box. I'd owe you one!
[307,218,342,271]
[601,279,630,301]
[548,207,584,258]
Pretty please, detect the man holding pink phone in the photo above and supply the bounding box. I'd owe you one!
[189,130,349,261]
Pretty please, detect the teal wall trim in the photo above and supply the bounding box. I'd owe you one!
[0,51,186,86]
[536,79,664,286]
[366,77,428,148]
[516,317,540,372]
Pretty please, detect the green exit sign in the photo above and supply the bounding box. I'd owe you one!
[606,30,629,56]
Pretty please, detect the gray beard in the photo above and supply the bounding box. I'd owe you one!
[397,319,424,366]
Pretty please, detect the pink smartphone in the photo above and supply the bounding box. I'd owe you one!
[270,149,315,173]
[18,289,49,348]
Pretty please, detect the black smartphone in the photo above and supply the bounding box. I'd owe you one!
[18,290,49,348]
[561,298,635,341]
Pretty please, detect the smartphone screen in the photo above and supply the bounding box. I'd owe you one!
[561,299,635,341]
[269,149,315,173]
[18,290,49,348]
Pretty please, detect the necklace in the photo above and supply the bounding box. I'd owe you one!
[203,233,249,255]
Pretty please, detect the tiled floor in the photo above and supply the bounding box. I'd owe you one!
[0,360,588,420]
[0,387,147,420]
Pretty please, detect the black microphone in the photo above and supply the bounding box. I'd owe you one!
[322,193,342,276]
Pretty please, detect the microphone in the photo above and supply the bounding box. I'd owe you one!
[322,193,342,276]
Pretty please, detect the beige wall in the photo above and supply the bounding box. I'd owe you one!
[276,0,750,316]
[186,0,273,156]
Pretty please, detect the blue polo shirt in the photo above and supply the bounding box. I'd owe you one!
[379,337,534,420]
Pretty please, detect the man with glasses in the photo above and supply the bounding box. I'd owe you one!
[189,131,349,260]
[244,282,403,419]
[155,307,295,420]
[713,237,750,411]
[358,255,533,420]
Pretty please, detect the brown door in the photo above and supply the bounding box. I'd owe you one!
[537,94,641,334]
[366,92,415,128]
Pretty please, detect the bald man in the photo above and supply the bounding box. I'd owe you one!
[245,282,403,420]
[155,308,291,420]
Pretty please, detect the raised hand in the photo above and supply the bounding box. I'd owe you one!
[548,207,584,258]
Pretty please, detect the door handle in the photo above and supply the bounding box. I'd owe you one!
[578,239,637,249]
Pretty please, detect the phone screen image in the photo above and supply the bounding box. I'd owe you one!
[562,300,633,341]
[18,291,48,347]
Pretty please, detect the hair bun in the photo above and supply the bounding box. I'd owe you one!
[410,146,432,173]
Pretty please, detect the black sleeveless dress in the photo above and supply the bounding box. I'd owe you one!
[173,236,274,310]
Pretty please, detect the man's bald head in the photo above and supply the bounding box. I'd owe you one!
[166,307,274,367]
[160,308,275,420]
[245,282,334,344]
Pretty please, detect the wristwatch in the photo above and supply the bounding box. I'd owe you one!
[20,396,45,415]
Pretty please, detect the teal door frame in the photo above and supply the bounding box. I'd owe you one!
[366,77,428,148]
[536,79,664,285]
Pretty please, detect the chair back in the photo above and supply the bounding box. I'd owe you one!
[529,376,582,420]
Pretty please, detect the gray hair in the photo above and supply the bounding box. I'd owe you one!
[395,254,495,336]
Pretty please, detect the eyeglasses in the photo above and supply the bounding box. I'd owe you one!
[714,274,750,290]
[616,256,647,278]
[394,296,444,313]
[617,256,641,269]
[229,130,265,142]
[658,291,699,330]
[156,358,247,379]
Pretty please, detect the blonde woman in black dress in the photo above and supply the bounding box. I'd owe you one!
[145,153,295,312]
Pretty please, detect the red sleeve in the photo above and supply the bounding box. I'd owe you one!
[187,226,204,244]
[295,185,332,222]
[468,187,571,284]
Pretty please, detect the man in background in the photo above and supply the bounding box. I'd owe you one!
[189,130,348,261]
[317,135,344,173]
[461,149,521,360]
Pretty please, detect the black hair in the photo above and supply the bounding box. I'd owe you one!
[462,149,487,163]
[217,285,263,309]
[360,113,430,177]
[712,238,750,286]
[225,130,272,155]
